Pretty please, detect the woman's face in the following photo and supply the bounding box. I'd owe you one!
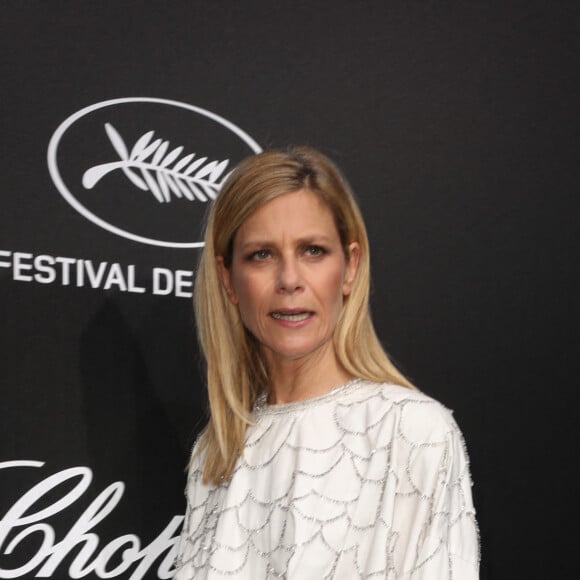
[218,189,359,367]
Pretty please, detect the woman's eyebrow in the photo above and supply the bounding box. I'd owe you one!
[237,239,275,251]
[296,235,333,244]
[238,235,333,250]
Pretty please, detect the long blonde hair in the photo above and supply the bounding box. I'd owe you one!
[194,146,414,484]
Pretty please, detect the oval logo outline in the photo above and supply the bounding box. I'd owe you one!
[47,97,262,248]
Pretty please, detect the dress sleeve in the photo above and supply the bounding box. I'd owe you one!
[391,402,480,579]
[172,473,193,580]
[172,455,209,580]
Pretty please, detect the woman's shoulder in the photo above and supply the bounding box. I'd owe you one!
[348,379,441,404]
[351,380,462,441]
[358,379,446,405]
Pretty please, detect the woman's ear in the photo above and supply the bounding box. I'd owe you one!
[216,256,238,304]
[343,242,360,296]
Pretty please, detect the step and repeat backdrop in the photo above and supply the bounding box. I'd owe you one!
[1,2,577,579]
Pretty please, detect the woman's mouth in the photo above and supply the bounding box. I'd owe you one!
[270,311,313,322]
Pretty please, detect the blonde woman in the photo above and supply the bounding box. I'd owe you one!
[174,147,479,579]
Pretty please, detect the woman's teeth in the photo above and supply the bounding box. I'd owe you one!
[271,312,310,322]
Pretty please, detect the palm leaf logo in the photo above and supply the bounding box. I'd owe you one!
[82,123,231,202]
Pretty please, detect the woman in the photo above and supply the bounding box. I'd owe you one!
[174,147,479,579]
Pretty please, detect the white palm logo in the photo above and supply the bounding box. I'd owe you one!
[82,123,230,202]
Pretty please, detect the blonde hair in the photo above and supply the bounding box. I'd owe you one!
[194,146,414,484]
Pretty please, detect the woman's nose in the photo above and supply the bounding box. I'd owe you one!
[276,257,303,293]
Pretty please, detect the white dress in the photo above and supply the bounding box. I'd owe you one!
[174,379,480,579]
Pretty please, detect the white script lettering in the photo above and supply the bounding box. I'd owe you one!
[0,461,182,579]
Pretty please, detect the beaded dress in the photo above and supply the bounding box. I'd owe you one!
[173,380,479,579]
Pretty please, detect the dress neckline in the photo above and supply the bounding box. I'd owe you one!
[254,377,364,416]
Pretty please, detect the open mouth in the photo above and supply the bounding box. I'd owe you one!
[270,311,312,322]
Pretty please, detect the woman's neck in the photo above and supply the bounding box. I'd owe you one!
[264,344,352,404]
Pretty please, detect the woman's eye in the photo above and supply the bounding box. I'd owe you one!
[249,249,271,261]
[305,245,325,257]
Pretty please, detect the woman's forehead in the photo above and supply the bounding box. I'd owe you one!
[234,190,338,243]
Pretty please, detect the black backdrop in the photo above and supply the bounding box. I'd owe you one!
[1,2,578,578]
